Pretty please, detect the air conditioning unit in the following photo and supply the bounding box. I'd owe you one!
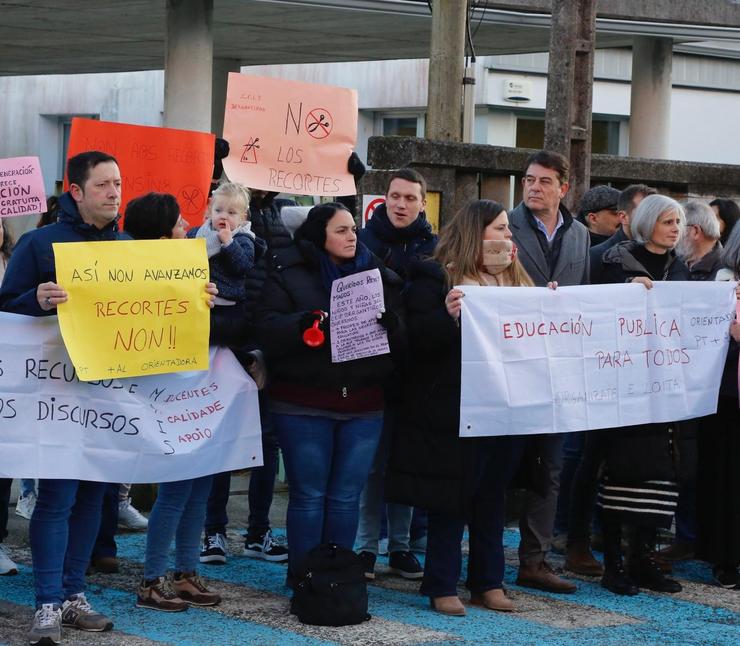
[503,79,532,103]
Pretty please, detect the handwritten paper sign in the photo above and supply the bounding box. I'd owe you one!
[65,118,215,227]
[459,282,737,437]
[330,268,389,363]
[0,312,262,483]
[53,239,210,381]
[222,73,357,197]
[0,156,47,217]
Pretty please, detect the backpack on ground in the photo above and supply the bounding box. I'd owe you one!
[290,542,371,626]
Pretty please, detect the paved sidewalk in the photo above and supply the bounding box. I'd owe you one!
[1,477,738,645]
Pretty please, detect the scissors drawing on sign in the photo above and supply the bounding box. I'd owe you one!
[241,138,260,164]
[305,109,333,139]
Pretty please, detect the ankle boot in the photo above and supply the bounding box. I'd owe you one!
[628,525,682,593]
[565,539,604,577]
[600,517,638,596]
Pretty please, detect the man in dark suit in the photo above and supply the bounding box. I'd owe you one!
[509,150,589,593]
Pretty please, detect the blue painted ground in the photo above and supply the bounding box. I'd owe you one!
[1,529,738,645]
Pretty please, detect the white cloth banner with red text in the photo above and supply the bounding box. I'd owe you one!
[459,282,737,437]
[0,312,262,482]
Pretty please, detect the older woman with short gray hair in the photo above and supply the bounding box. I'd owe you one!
[602,194,689,286]
[595,193,689,598]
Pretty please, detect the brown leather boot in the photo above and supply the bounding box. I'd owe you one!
[565,541,604,577]
[516,561,577,593]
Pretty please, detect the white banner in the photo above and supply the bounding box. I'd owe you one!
[460,282,737,437]
[0,312,262,482]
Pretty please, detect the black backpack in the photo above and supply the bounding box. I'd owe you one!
[290,543,371,626]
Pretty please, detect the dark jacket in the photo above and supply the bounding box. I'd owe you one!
[358,204,437,279]
[0,192,130,316]
[600,241,690,283]
[211,236,268,348]
[249,194,296,251]
[385,258,483,516]
[509,202,590,286]
[590,227,628,284]
[688,243,723,282]
[193,227,256,303]
[253,240,403,408]
[587,230,611,247]
[598,240,690,486]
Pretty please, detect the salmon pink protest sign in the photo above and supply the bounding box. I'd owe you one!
[222,73,358,197]
[66,118,215,228]
[0,156,47,217]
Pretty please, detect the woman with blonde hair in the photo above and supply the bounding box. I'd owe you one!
[387,199,533,616]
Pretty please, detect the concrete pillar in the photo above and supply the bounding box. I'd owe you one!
[425,0,467,142]
[164,0,213,133]
[544,0,596,212]
[629,36,673,159]
[212,57,242,136]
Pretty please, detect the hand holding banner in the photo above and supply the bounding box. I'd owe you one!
[222,73,358,197]
[53,239,210,381]
[0,156,47,217]
[459,282,737,437]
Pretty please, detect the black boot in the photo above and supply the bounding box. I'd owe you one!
[600,517,638,596]
[628,525,682,593]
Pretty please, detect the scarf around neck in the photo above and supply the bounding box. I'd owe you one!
[319,242,375,292]
[196,221,255,258]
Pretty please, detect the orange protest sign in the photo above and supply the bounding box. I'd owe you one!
[222,73,358,197]
[65,118,215,228]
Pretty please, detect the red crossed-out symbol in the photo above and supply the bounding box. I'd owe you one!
[177,185,205,216]
[363,198,385,226]
[305,108,333,139]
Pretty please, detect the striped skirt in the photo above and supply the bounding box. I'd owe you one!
[597,477,679,528]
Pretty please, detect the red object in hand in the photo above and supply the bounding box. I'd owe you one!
[303,310,326,348]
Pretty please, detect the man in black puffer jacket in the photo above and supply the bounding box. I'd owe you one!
[355,168,437,580]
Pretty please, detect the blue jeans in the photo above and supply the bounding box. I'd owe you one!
[21,479,36,497]
[421,437,525,598]
[30,479,106,607]
[676,478,697,543]
[356,409,413,554]
[273,412,382,574]
[92,483,120,559]
[205,392,279,537]
[0,478,11,542]
[144,476,213,580]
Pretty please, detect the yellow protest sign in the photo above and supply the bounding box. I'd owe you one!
[53,239,210,381]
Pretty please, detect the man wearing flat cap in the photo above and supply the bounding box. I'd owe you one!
[578,185,621,247]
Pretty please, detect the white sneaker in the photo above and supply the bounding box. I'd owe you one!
[117,498,148,530]
[0,544,18,575]
[16,492,36,520]
[28,603,61,645]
